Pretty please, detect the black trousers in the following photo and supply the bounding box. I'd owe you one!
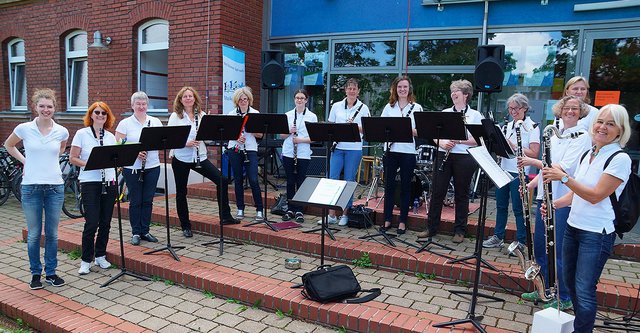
[172,157,232,230]
[383,152,416,223]
[80,182,117,262]
[427,152,477,235]
[282,156,310,212]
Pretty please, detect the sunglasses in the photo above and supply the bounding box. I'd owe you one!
[94,110,108,116]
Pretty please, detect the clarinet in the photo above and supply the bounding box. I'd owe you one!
[439,109,466,172]
[194,110,201,168]
[388,103,417,153]
[235,109,250,164]
[293,110,299,167]
[138,119,151,182]
[99,128,107,194]
[331,101,364,152]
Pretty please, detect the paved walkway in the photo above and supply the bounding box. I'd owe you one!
[0,181,638,332]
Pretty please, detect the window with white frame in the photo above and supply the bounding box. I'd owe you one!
[65,31,88,111]
[8,39,27,110]
[138,20,169,111]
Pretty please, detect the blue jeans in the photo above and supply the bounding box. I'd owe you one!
[123,166,160,236]
[21,184,64,276]
[563,224,615,333]
[329,149,362,210]
[494,172,526,244]
[533,200,570,302]
[229,150,263,211]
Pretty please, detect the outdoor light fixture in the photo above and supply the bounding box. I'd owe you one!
[89,31,112,49]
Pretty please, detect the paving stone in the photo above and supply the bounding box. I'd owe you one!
[236,320,268,332]
[120,309,151,323]
[138,316,171,331]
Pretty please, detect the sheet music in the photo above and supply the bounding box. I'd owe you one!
[467,146,514,189]
[308,178,347,206]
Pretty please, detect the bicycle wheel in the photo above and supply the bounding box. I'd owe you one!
[12,174,22,202]
[62,173,84,219]
[0,172,10,206]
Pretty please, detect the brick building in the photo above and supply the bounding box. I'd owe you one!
[0,0,264,157]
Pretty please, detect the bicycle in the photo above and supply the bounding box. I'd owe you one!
[59,150,84,218]
[0,147,24,205]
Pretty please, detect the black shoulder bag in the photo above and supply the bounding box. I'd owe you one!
[301,265,381,304]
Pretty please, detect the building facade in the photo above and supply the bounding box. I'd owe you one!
[0,0,263,154]
[1,0,639,159]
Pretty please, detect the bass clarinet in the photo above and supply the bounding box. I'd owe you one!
[99,128,108,194]
[508,120,534,274]
[524,125,583,303]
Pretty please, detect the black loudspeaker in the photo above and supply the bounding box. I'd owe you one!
[261,50,285,89]
[474,44,505,93]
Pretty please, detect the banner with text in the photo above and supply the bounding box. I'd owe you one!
[222,45,246,112]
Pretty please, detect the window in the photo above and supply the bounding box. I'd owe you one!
[8,39,27,110]
[65,31,88,111]
[138,20,169,111]
[333,41,397,68]
[487,30,579,126]
[407,38,478,66]
[271,40,329,119]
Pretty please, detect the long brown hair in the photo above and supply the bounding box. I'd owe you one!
[388,76,415,107]
[173,86,204,118]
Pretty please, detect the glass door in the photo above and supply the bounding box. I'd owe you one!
[581,29,640,157]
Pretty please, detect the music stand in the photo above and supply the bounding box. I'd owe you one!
[195,115,244,255]
[413,111,467,254]
[290,177,357,266]
[303,122,360,240]
[85,143,151,287]
[432,118,513,333]
[139,125,191,261]
[243,113,289,231]
[360,117,417,248]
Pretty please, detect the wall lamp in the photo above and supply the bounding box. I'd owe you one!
[89,31,112,49]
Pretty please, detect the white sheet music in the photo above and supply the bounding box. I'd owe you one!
[308,178,347,206]
[467,146,514,189]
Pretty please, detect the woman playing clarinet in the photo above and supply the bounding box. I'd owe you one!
[70,102,118,275]
[280,89,318,223]
[380,76,421,234]
[115,91,162,246]
[169,87,239,238]
[226,87,264,221]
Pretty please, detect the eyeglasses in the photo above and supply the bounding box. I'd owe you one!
[239,97,249,102]
[562,106,580,111]
[508,106,523,112]
[94,110,108,116]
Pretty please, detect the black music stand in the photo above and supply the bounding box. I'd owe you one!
[413,112,467,254]
[195,115,244,255]
[303,122,360,240]
[360,117,417,248]
[139,125,191,261]
[243,113,289,231]
[290,177,357,266]
[85,143,151,287]
[433,118,513,333]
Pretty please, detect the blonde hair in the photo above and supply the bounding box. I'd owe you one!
[563,76,591,104]
[450,79,473,104]
[173,86,203,118]
[232,87,254,107]
[31,88,57,109]
[551,95,589,119]
[590,104,631,147]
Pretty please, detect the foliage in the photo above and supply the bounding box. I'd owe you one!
[352,252,372,268]
[203,290,215,299]
[275,308,292,319]
[415,272,436,281]
[66,247,81,260]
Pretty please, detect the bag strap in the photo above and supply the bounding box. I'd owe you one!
[342,288,382,304]
[605,150,625,218]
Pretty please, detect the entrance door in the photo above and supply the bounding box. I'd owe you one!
[581,29,640,156]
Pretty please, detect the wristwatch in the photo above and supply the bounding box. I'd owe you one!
[561,175,570,184]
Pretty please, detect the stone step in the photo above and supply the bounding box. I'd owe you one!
[45,224,518,333]
[185,182,640,262]
[0,273,152,333]
[118,197,639,315]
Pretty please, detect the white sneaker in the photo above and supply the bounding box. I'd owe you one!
[338,215,349,226]
[236,209,245,219]
[256,211,264,221]
[317,215,337,225]
[78,261,92,275]
[94,256,111,269]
